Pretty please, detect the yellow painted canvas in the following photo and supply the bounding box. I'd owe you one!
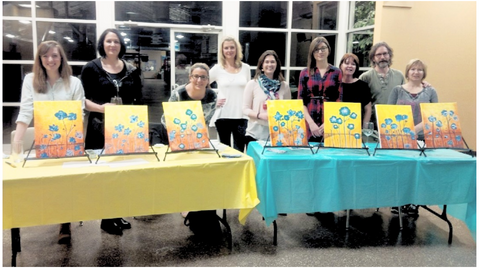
[324,102,362,148]
[375,104,417,149]
[266,99,308,146]
[104,105,149,154]
[163,101,209,151]
[33,101,84,158]
[420,102,463,148]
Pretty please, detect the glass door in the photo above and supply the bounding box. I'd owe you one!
[170,29,220,91]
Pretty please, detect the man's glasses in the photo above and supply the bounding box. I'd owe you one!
[375,52,389,58]
[191,75,208,81]
[314,47,329,53]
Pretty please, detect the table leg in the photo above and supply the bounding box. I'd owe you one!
[346,209,350,230]
[218,209,232,250]
[420,205,453,245]
[11,228,21,267]
[398,207,403,230]
[273,220,277,246]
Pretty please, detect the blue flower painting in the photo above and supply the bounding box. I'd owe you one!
[266,100,308,146]
[375,104,417,149]
[162,101,210,151]
[420,102,464,148]
[104,105,150,154]
[324,102,362,148]
[33,101,84,158]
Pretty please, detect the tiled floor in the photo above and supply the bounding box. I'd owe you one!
[2,207,476,267]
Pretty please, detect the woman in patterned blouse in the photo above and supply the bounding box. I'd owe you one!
[298,37,343,142]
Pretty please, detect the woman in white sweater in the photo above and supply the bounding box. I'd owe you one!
[243,50,291,150]
[209,37,251,152]
[13,40,85,244]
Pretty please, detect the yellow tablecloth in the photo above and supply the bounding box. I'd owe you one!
[3,147,259,229]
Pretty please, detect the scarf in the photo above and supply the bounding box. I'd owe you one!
[258,74,281,100]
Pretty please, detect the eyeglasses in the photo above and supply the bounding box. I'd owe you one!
[191,75,208,81]
[314,47,329,53]
[375,52,389,58]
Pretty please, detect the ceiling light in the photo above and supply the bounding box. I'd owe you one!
[19,20,31,24]
[18,4,40,8]
[49,30,56,34]
[352,41,359,44]
[6,34,15,38]
[64,36,71,40]
[124,38,131,42]
[121,32,127,36]
[176,34,184,39]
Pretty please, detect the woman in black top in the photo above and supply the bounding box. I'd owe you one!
[80,28,143,235]
[339,53,372,127]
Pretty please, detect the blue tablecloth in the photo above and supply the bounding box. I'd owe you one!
[247,142,476,239]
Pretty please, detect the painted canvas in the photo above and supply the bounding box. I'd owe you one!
[266,99,308,146]
[420,102,463,148]
[33,101,84,158]
[104,105,149,154]
[324,102,362,148]
[375,104,417,149]
[163,101,210,151]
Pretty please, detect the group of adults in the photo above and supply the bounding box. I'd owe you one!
[13,27,437,244]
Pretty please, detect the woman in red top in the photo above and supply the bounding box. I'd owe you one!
[298,37,342,142]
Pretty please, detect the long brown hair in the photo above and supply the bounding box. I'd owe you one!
[307,36,331,76]
[32,41,71,94]
[253,50,284,81]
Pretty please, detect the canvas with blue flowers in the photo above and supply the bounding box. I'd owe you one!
[33,101,84,158]
[324,102,362,148]
[420,102,464,148]
[163,101,209,151]
[104,105,149,154]
[266,100,308,146]
[375,104,417,149]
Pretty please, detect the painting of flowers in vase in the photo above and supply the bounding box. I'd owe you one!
[420,102,463,148]
[33,101,84,158]
[375,105,417,149]
[163,101,209,151]
[104,105,149,154]
[324,102,362,148]
[266,100,307,146]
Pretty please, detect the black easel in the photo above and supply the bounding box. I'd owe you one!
[163,138,220,161]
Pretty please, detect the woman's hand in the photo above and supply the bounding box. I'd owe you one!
[257,111,268,121]
[216,98,226,108]
[421,81,431,88]
[309,122,324,137]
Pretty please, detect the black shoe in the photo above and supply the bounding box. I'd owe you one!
[405,204,419,216]
[101,219,123,235]
[115,218,131,229]
[278,213,287,216]
[391,207,399,214]
[58,223,71,244]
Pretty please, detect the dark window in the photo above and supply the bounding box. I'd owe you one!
[115,1,221,25]
[292,1,338,30]
[3,20,34,60]
[36,1,96,20]
[3,1,32,17]
[36,22,96,62]
[239,31,286,67]
[2,64,33,103]
[240,1,287,28]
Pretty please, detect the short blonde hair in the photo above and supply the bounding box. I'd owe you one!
[405,59,427,80]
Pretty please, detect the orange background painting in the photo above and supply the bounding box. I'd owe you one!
[33,101,84,158]
[266,100,308,146]
[163,101,209,151]
[104,105,149,154]
[375,105,417,149]
[324,102,362,148]
[420,102,464,148]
